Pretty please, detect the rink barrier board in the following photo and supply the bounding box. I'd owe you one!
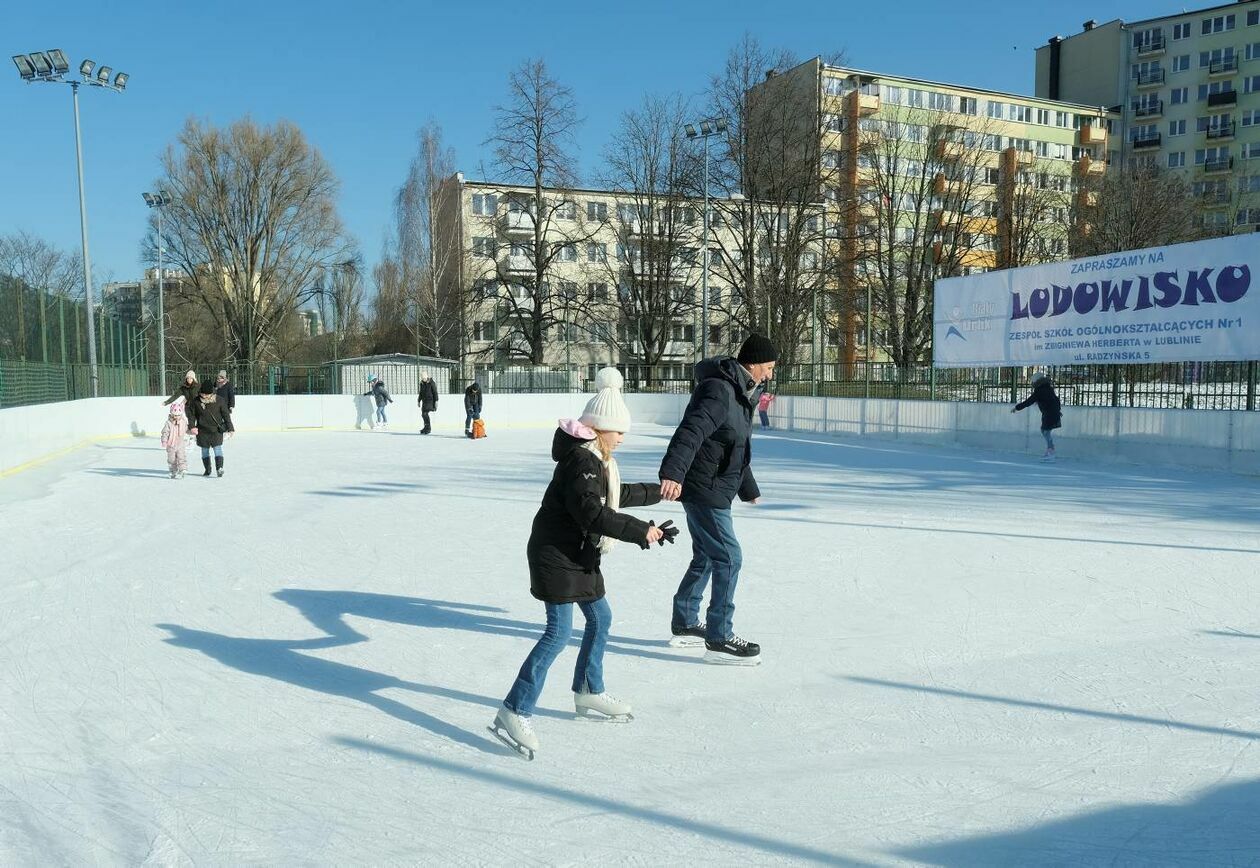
[2,393,1258,477]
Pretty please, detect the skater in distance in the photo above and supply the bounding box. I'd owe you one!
[1011,370,1063,461]
[464,381,483,438]
[659,333,777,665]
[418,373,439,435]
[491,367,678,760]
[364,375,393,429]
[188,380,232,477]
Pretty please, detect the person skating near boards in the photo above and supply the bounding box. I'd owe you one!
[418,373,439,435]
[188,380,233,477]
[1012,370,1063,461]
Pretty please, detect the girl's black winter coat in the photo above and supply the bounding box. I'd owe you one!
[1016,380,1063,430]
[189,396,232,448]
[527,428,662,604]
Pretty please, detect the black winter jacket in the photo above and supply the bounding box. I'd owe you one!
[418,379,439,412]
[1016,380,1063,430]
[659,357,761,509]
[464,385,483,414]
[215,380,236,411]
[365,381,393,407]
[527,428,662,604]
[189,395,232,448]
[164,381,200,407]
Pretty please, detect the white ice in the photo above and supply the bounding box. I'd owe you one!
[2,423,1259,866]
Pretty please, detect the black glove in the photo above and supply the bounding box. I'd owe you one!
[652,519,679,547]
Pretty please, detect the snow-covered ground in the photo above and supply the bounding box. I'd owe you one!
[2,424,1259,866]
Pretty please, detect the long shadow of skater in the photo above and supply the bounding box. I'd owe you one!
[353,394,375,430]
[89,467,173,478]
[897,776,1260,866]
[155,623,504,753]
[273,589,703,663]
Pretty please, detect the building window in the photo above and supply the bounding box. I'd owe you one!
[554,200,576,220]
[1200,47,1237,69]
[1250,9,1259,26]
[1172,54,1190,73]
[1242,109,1260,127]
[985,167,1002,184]
[823,113,844,133]
[1244,142,1260,160]
[473,321,495,341]
[709,287,723,307]
[587,282,608,302]
[1055,111,1071,127]
[1202,14,1235,34]
[472,237,495,258]
[471,193,497,216]
[1171,87,1189,104]
[587,242,607,262]
[671,324,695,343]
[1173,22,1191,40]
[586,201,608,222]
[1168,151,1186,168]
[1246,75,1260,93]
[1169,119,1187,136]
[1008,104,1033,123]
[987,100,1005,119]
[1198,81,1236,101]
[1194,146,1230,165]
[556,243,577,262]
[959,96,978,115]
[823,76,846,96]
[473,279,497,300]
[708,325,722,346]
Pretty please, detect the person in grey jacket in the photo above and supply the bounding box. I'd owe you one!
[658,334,777,666]
[364,376,393,428]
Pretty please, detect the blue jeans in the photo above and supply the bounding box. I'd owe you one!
[759,410,770,428]
[504,597,611,717]
[200,445,223,459]
[376,405,388,424]
[465,410,480,431]
[1042,428,1055,449]
[673,501,742,642]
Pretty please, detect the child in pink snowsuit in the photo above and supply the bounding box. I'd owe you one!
[161,401,189,478]
[757,390,775,429]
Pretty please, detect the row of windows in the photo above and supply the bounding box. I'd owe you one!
[1135,9,1260,45]
[823,78,1102,130]
[1132,44,1260,78]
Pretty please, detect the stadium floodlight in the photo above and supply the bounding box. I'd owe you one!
[29,51,52,76]
[113,71,127,91]
[681,116,729,364]
[143,189,173,394]
[47,49,69,74]
[12,54,36,80]
[142,192,155,206]
[96,65,112,84]
[79,59,94,77]
[684,123,697,138]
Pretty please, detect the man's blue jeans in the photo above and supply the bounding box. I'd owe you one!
[504,597,611,717]
[672,501,742,641]
[376,405,388,424]
[465,410,480,431]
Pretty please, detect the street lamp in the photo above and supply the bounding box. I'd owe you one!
[12,49,128,398]
[142,190,173,396]
[684,116,727,366]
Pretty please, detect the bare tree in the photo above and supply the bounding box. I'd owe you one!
[1070,164,1200,257]
[149,117,354,368]
[481,58,595,365]
[598,93,704,367]
[0,231,80,361]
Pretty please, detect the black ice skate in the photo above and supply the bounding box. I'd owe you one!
[703,635,761,666]
[669,623,707,648]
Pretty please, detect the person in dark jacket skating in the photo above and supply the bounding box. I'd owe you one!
[364,376,393,429]
[658,334,777,665]
[188,381,233,477]
[162,370,200,408]
[464,381,483,438]
[1012,370,1063,461]
[491,368,677,760]
[214,369,237,433]
[418,373,439,434]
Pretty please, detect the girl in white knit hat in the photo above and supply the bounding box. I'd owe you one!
[490,367,679,760]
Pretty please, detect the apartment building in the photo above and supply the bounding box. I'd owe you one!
[750,60,1117,364]
[436,173,815,379]
[1036,0,1260,232]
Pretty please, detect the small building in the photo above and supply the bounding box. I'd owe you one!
[328,353,457,397]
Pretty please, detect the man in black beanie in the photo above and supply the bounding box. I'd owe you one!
[658,333,777,665]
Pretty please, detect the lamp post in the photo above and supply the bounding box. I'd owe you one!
[684,117,727,367]
[12,50,128,398]
[142,190,172,396]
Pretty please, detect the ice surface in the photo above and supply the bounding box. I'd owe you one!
[2,425,1259,865]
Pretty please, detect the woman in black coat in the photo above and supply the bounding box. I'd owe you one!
[1012,371,1063,460]
[492,370,677,758]
[188,381,233,477]
[162,370,200,408]
[417,374,439,435]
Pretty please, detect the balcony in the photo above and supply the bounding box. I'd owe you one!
[932,173,958,196]
[1209,57,1239,77]
[1204,157,1234,174]
[500,210,535,235]
[502,254,534,275]
[1200,189,1232,207]
[1079,124,1108,146]
[1207,90,1238,108]
[1077,190,1099,208]
[934,139,967,161]
[1132,99,1163,119]
[1135,69,1165,88]
[1009,148,1035,166]
[1131,133,1162,150]
[1135,35,1166,56]
[933,208,959,226]
[852,91,880,117]
[1076,154,1106,176]
[1206,122,1237,140]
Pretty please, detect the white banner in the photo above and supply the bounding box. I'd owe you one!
[933,234,1259,367]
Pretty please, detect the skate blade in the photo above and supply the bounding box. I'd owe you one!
[669,636,706,648]
[575,708,634,723]
[703,650,762,666]
[487,724,535,760]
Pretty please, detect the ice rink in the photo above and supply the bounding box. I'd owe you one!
[3,423,1260,866]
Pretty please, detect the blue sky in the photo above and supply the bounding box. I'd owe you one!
[3,0,1159,292]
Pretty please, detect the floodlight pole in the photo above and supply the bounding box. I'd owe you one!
[71,80,100,398]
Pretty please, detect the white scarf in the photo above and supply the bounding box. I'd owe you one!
[581,439,621,553]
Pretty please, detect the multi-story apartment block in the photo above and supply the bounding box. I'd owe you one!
[436,173,822,380]
[101,268,186,325]
[1036,0,1260,233]
[750,60,1117,364]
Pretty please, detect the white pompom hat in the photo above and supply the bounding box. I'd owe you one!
[579,367,632,433]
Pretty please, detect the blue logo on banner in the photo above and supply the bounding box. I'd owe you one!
[945,307,968,341]
[946,325,966,341]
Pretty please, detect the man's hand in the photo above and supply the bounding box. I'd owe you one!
[1009,407,1017,413]
[660,479,682,501]
[748,498,761,505]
